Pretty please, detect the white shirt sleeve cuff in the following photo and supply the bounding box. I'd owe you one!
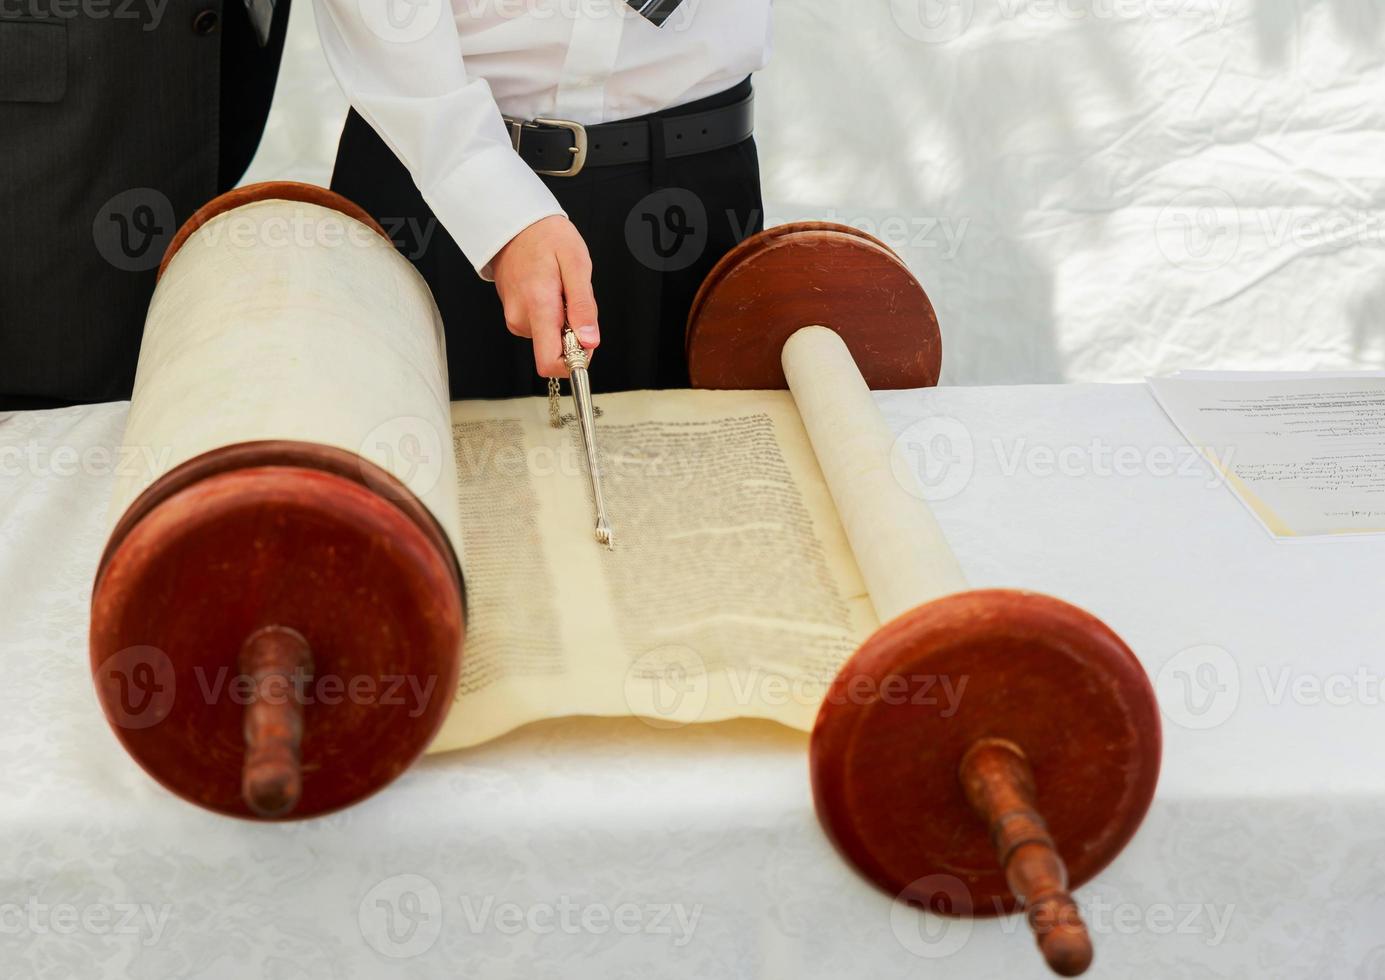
[421,146,566,282]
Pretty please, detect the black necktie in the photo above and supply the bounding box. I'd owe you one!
[627,0,685,27]
[243,0,275,46]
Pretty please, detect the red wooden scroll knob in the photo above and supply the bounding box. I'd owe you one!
[685,222,942,391]
[90,443,464,820]
[239,625,314,818]
[959,738,1093,976]
[811,590,1160,975]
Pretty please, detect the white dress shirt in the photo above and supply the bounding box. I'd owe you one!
[314,0,773,277]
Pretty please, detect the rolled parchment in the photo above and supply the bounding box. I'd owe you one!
[90,187,464,820]
[782,325,966,622]
[112,195,463,560]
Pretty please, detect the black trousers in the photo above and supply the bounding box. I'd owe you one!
[330,77,764,400]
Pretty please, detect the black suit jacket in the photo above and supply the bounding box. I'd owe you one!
[0,0,290,409]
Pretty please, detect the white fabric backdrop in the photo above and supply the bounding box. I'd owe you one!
[246,0,1385,384]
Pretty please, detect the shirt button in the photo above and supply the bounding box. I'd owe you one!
[192,9,219,35]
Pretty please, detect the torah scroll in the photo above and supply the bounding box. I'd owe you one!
[105,191,968,757]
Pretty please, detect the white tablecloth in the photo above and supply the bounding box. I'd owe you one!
[2,384,1382,979]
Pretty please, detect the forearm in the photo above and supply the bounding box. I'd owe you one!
[312,0,564,277]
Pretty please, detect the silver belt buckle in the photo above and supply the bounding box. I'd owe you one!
[504,115,589,178]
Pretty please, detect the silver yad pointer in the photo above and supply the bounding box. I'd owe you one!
[552,325,614,550]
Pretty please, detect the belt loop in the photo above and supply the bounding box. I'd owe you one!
[649,116,669,187]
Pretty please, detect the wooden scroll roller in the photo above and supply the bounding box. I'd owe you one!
[89,182,466,820]
[686,224,1161,976]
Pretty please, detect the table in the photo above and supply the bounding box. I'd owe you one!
[2,383,1381,978]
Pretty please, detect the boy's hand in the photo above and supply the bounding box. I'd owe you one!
[491,215,600,377]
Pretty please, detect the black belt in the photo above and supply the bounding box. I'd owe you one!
[504,92,754,178]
